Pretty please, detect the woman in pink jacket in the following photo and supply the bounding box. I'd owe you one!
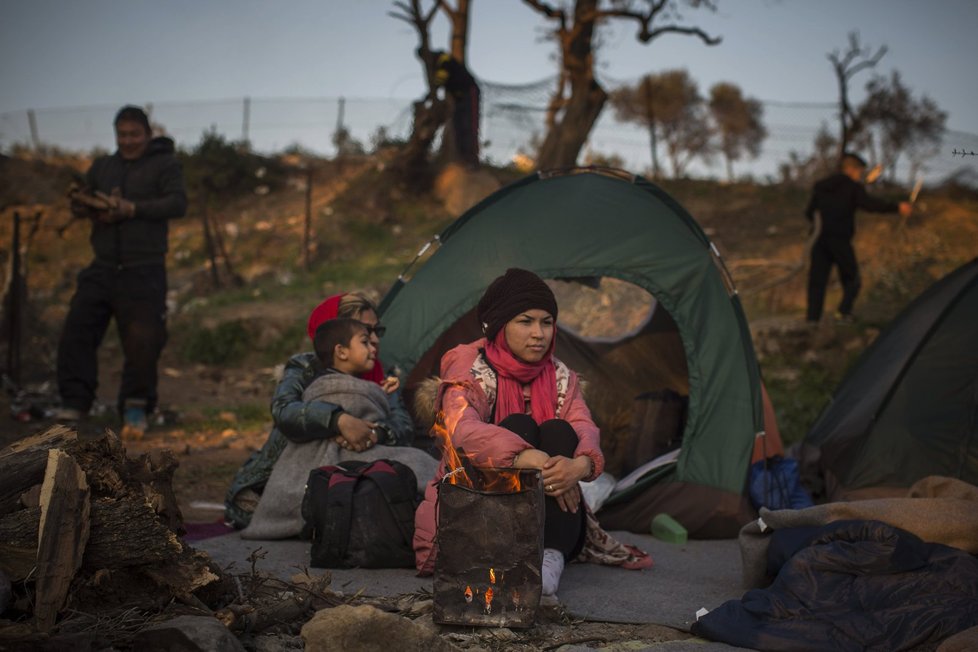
[414,268,639,596]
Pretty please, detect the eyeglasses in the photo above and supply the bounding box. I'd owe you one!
[366,324,387,338]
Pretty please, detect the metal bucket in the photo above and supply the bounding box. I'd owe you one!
[433,467,544,628]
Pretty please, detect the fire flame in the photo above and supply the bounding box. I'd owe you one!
[430,387,525,492]
[431,391,475,489]
[482,465,524,493]
[484,586,494,614]
[489,568,495,584]
[464,585,473,603]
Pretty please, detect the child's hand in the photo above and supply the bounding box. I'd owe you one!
[381,376,400,394]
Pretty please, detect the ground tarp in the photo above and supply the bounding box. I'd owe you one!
[194,530,744,633]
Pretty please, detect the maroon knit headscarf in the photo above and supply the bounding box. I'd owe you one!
[476,268,558,340]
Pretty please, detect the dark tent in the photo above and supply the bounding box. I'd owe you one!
[803,257,978,497]
[378,169,769,537]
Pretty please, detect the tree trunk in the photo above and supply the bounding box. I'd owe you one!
[392,98,448,189]
[647,122,659,179]
[537,77,607,169]
[726,154,734,182]
[449,0,470,62]
[536,0,607,170]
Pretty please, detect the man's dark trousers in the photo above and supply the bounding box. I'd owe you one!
[806,237,861,322]
[57,262,167,415]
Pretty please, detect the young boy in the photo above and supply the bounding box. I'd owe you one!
[306,318,392,451]
[241,318,439,539]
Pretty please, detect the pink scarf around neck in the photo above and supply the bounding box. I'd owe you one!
[483,331,557,425]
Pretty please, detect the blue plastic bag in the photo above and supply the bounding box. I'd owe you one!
[748,456,814,511]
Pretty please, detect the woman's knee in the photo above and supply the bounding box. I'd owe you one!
[499,413,540,446]
[538,419,578,457]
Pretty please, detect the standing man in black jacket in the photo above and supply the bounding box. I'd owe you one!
[56,105,187,438]
[805,153,911,323]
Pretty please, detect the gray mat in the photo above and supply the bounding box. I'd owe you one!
[194,531,745,632]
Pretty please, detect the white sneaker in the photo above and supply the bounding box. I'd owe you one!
[541,548,565,596]
[52,407,83,422]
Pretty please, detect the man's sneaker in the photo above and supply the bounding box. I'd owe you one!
[120,407,148,441]
[541,547,565,596]
[52,407,83,423]
[833,311,855,324]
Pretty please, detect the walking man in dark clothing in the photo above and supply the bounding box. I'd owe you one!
[56,105,187,438]
[805,153,911,323]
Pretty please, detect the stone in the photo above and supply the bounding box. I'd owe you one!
[254,633,304,652]
[301,604,460,652]
[132,615,245,652]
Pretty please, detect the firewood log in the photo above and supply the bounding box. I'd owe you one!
[34,449,90,632]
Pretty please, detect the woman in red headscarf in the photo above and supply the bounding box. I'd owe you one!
[413,269,650,596]
[224,292,414,528]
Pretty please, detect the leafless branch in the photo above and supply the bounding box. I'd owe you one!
[522,0,569,34]
[827,31,886,82]
[596,0,720,44]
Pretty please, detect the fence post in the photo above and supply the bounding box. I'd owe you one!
[242,96,251,145]
[6,212,22,385]
[303,167,313,270]
[27,110,39,151]
[200,190,222,288]
[334,97,346,173]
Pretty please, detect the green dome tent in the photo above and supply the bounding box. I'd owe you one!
[378,169,766,537]
[803,257,978,498]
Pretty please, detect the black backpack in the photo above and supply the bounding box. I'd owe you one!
[301,459,418,569]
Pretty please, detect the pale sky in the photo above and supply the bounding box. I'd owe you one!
[1,0,976,177]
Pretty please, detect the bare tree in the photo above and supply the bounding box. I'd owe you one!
[523,0,721,170]
[388,0,474,181]
[707,82,766,181]
[827,31,886,161]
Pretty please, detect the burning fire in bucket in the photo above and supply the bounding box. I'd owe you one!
[431,384,545,628]
[431,390,526,492]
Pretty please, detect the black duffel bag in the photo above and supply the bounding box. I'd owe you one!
[301,459,418,569]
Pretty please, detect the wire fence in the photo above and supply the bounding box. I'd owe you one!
[3,82,976,186]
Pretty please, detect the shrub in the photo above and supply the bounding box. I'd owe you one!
[180,319,252,365]
[179,129,287,200]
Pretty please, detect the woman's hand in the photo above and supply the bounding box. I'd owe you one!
[336,413,379,452]
[554,484,582,513]
[541,455,591,500]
